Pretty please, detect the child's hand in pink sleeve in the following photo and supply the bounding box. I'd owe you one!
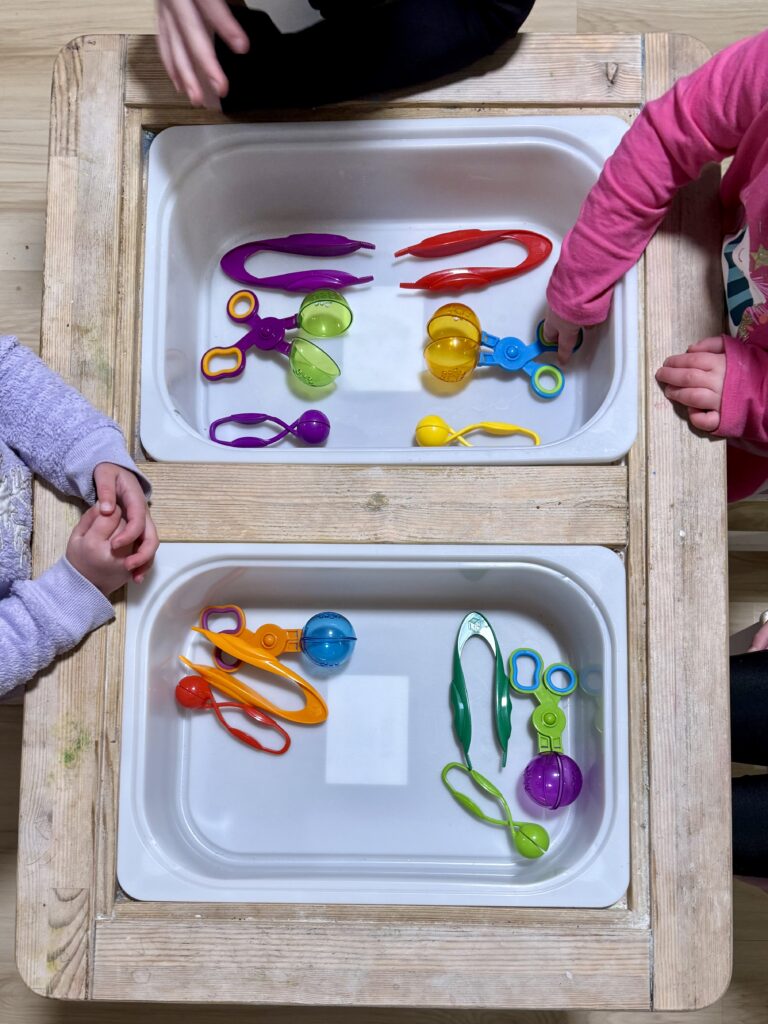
[542,308,587,366]
[66,506,133,596]
[93,463,159,584]
[655,336,727,432]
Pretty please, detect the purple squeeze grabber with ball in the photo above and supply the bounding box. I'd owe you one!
[221,233,375,292]
[508,647,583,810]
[208,410,331,448]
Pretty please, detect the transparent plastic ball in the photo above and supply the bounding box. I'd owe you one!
[301,612,356,667]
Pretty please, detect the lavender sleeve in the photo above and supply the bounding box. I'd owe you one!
[0,335,149,503]
[0,558,114,695]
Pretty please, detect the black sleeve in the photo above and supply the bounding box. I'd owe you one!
[730,650,768,767]
[216,0,536,113]
[730,651,768,877]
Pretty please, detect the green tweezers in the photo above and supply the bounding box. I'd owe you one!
[449,611,512,769]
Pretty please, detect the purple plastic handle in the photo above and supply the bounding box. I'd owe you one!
[200,604,245,633]
[209,410,331,448]
[221,233,375,292]
[199,605,245,672]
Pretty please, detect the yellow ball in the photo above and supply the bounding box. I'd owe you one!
[415,414,453,446]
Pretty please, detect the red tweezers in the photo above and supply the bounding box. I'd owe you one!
[175,675,291,755]
[395,228,553,292]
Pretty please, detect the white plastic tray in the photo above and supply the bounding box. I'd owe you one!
[140,117,638,463]
[118,543,629,906]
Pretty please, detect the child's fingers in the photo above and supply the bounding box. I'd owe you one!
[662,385,719,410]
[658,353,720,374]
[656,364,712,389]
[541,311,584,367]
[111,482,147,548]
[157,10,182,92]
[173,0,228,99]
[687,336,725,354]
[124,518,160,573]
[88,507,123,540]
[112,512,145,550]
[166,9,206,105]
[130,555,155,584]
[93,464,117,514]
[748,620,768,652]
[688,408,720,432]
[200,0,250,55]
[556,332,580,366]
[70,504,102,539]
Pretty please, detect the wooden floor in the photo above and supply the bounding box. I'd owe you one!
[1,0,767,1019]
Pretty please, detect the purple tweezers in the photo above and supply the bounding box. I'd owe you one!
[220,233,375,292]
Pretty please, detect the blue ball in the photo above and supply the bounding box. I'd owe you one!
[301,612,356,667]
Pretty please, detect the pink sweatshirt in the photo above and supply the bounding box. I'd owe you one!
[546,30,768,497]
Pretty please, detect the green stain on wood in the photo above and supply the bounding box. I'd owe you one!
[58,722,92,768]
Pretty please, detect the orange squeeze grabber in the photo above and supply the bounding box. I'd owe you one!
[178,653,328,725]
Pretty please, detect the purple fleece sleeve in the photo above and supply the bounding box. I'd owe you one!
[0,335,149,503]
[0,558,114,695]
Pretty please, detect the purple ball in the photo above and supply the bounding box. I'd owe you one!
[524,753,583,809]
[295,409,331,445]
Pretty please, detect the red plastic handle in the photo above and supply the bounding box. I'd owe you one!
[208,698,291,755]
[175,676,291,755]
[397,230,553,292]
[400,263,542,292]
[395,229,552,260]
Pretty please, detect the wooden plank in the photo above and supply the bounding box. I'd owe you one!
[15,35,127,999]
[625,257,651,925]
[137,104,639,137]
[112,898,637,926]
[125,32,643,108]
[643,33,731,1011]
[91,106,146,921]
[577,0,767,53]
[92,918,650,1007]
[139,463,629,546]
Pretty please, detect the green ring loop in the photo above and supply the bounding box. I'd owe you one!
[533,363,564,397]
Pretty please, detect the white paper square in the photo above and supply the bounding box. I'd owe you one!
[325,675,409,785]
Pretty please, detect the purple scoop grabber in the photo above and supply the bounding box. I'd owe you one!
[220,233,376,292]
[209,410,331,448]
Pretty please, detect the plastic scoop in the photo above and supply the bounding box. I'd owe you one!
[290,335,341,388]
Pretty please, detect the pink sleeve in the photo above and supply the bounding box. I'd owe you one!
[546,31,768,326]
[717,336,768,443]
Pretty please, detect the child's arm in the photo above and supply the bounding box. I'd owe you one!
[0,335,148,505]
[546,30,768,358]
[0,506,130,695]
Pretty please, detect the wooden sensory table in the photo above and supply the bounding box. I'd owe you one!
[17,32,730,1012]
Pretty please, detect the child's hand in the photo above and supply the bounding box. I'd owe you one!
[93,463,159,584]
[748,617,768,652]
[655,336,726,432]
[542,308,585,366]
[66,507,133,597]
[155,0,250,108]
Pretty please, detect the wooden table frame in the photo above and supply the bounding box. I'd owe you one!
[16,32,730,1011]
